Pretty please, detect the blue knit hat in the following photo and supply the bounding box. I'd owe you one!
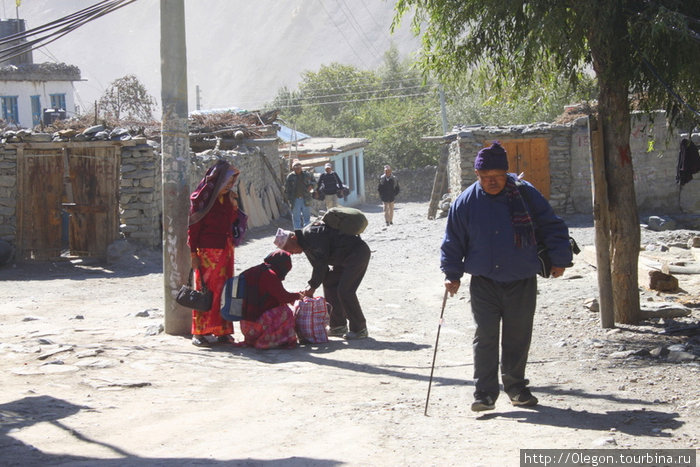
[474,142,508,171]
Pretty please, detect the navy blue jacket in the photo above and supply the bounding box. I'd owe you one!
[440,175,572,282]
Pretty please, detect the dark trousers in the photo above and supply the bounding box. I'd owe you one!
[323,240,370,332]
[469,275,537,399]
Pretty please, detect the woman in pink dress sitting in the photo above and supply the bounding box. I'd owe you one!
[239,250,302,349]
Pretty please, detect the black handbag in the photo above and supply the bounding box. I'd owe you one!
[536,237,580,278]
[176,268,213,311]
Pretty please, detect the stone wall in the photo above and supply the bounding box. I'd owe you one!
[0,146,16,242]
[0,139,284,253]
[449,123,575,213]
[119,142,162,248]
[363,166,437,203]
[132,141,284,247]
[446,113,700,216]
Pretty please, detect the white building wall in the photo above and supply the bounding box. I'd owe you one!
[0,80,77,129]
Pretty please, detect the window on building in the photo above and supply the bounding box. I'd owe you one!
[1,96,19,124]
[50,93,66,110]
[347,154,355,195]
[31,95,42,126]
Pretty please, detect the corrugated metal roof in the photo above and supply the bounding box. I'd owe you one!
[277,124,310,143]
[280,137,368,155]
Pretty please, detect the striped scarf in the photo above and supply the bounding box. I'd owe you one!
[505,175,536,248]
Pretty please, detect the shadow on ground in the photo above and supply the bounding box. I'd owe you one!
[0,395,341,466]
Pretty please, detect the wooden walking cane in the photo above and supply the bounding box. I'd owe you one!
[424,288,449,416]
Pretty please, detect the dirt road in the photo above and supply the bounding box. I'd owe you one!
[0,201,698,466]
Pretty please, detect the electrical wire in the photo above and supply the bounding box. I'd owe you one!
[276,91,432,108]
[0,0,138,63]
[296,84,433,102]
[338,0,383,60]
[317,0,371,69]
[640,56,700,119]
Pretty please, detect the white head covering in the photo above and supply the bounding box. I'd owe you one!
[274,228,292,248]
[324,163,332,169]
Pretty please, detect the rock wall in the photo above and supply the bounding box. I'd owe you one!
[446,113,700,216]
[0,147,16,242]
[119,143,162,248]
[449,122,574,213]
[0,139,284,254]
[363,166,437,203]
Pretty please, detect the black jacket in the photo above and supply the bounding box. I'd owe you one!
[317,172,343,195]
[296,223,365,288]
[378,174,400,202]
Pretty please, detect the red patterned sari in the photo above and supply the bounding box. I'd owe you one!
[240,305,297,349]
[191,238,235,336]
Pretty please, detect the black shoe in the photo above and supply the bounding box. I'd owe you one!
[471,395,496,412]
[510,388,538,407]
[216,335,236,345]
[343,328,368,340]
[191,335,211,347]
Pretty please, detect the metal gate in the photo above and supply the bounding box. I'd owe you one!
[17,144,120,260]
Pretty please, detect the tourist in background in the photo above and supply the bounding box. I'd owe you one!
[317,162,344,210]
[378,165,400,226]
[285,159,315,229]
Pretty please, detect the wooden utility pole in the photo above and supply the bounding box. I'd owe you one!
[160,0,190,335]
[427,142,449,219]
[427,87,451,219]
[589,116,615,328]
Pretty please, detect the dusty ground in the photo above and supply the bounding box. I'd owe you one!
[1,201,698,466]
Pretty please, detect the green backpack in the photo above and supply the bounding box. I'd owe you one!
[321,207,368,235]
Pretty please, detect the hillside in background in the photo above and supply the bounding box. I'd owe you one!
[7,0,420,117]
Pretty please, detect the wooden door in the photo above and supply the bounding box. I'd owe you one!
[486,138,550,198]
[17,148,64,260]
[64,146,120,258]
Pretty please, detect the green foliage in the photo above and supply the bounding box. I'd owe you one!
[98,74,156,123]
[269,46,441,175]
[446,68,598,125]
[269,40,603,174]
[394,0,700,127]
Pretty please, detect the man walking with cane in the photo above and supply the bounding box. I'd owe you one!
[440,142,571,412]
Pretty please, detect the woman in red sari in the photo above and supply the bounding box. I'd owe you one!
[240,250,302,349]
[187,160,240,347]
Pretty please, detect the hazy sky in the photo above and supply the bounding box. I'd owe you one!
[4,0,420,117]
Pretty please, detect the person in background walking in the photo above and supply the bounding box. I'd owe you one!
[440,142,572,412]
[285,159,315,229]
[317,162,344,210]
[187,160,241,347]
[378,165,400,226]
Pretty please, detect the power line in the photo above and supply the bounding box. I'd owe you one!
[317,0,371,69]
[294,74,428,94]
[640,56,700,118]
[338,0,383,60]
[0,0,137,63]
[276,91,432,109]
[294,84,433,102]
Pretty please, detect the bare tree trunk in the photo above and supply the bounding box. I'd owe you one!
[598,80,641,324]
